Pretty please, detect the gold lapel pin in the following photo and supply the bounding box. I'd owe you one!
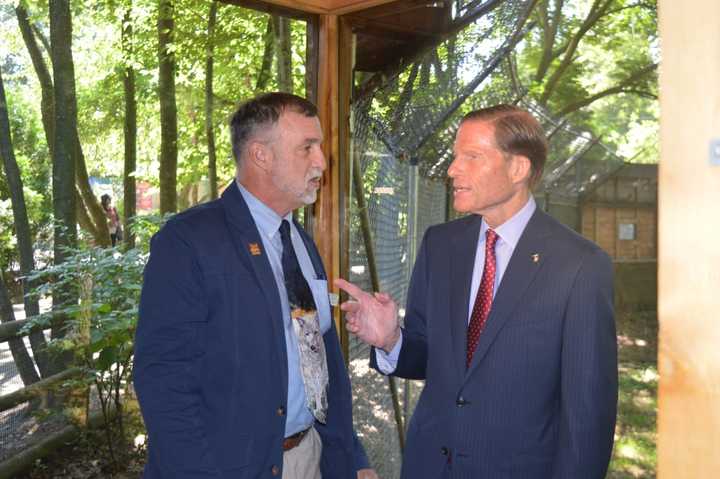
[531,253,540,263]
[249,243,262,256]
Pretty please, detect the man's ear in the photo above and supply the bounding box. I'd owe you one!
[510,154,532,185]
[248,141,271,173]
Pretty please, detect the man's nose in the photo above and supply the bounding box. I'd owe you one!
[447,159,459,178]
[314,148,327,171]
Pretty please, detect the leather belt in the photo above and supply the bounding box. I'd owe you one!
[282,427,311,451]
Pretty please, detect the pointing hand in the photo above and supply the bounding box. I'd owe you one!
[334,278,401,352]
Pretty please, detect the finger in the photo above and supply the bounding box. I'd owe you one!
[339,300,361,313]
[375,293,395,307]
[374,292,392,303]
[334,278,369,301]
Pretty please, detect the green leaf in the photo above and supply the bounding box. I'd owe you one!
[97,346,119,371]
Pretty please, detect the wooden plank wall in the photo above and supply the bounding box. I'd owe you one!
[657,0,720,476]
[581,205,656,260]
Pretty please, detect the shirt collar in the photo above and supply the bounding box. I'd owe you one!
[480,196,536,249]
[235,180,292,240]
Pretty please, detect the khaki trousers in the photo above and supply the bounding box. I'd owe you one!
[282,427,322,479]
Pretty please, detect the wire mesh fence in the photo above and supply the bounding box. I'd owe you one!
[0,334,35,462]
[344,1,629,475]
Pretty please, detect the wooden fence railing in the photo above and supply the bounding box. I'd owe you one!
[0,319,86,478]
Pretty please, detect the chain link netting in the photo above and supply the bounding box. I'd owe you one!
[344,1,627,475]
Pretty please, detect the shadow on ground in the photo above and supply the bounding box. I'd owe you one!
[608,311,658,479]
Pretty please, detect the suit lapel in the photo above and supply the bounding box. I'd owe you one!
[221,183,288,392]
[466,209,553,375]
[449,216,483,376]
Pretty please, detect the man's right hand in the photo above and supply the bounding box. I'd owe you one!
[334,278,400,352]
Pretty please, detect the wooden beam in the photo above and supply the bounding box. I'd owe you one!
[222,0,320,19]
[657,0,720,476]
[0,318,32,343]
[0,368,82,413]
[330,0,399,15]
[337,17,355,359]
[221,0,397,16]
[315,13,339,308]
[315,15,354,338]
[0,404,116,479]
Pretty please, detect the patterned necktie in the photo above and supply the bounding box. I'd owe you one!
[279,220,328,423]
[466,228,499,368]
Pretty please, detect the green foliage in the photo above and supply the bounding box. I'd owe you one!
[23,241,148,465]
[517,0,659,162]
[25,244,145,372]
[1,0,310,269]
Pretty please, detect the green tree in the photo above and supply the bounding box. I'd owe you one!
[49,0,79,371]
[0,68,42,385]
[158,0,178,214]
[16,2,111,246]
[122,2,138,248]
[204,0,218,200]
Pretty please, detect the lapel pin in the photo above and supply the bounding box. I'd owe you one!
[531,253,540,263]
[249,243,262,256]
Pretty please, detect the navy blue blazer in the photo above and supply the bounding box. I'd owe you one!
[373,208,617,479]
[134,184,368,478]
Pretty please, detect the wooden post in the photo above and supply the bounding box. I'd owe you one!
[657,0,720,476]
[315,13,339,300]
[314,14,353,338]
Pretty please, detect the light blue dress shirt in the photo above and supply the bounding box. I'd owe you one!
[376,196,537,373]
[237,182,331,436]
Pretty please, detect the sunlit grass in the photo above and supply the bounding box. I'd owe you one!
[607,311,658,478]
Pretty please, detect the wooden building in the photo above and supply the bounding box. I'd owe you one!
[581,163,657,261]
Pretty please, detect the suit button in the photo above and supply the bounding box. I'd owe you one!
[271,465,280,476]
[456,395,468,407]
[440,446,449,456]
[277,406,286,416]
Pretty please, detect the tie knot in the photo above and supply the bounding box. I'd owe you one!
[485,228,499,248]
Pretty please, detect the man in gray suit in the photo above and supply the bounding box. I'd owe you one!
[337,105,618,478]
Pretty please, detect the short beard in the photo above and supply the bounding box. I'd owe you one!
[299,188,317,205]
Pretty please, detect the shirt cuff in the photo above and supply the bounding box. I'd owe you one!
[374,331,403,374]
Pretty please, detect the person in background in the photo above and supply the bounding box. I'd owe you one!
[101,194,121,246]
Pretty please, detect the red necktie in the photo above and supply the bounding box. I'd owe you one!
[466,229,499,368]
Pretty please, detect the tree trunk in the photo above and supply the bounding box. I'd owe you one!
[122,5,137,247]
[538,0,612,105]
[158,0,178,214]
[16,4,54,156]
[275,16,292,93]
[5,19,54,378]
[0,271,40,386]
[17,2,109,247]
[0,72,42,386]
[256,17,275,92]
[73,137,110,246]
[205,1,218,200]
[49,0,78,372]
